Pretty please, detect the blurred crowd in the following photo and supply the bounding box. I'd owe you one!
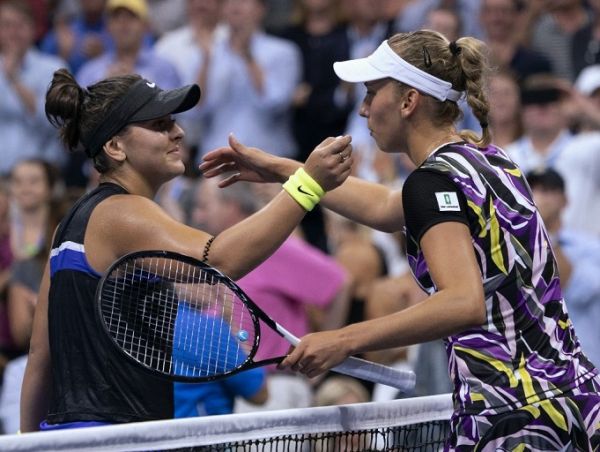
[1,0,600,433]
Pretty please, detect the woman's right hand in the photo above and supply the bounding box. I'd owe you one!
[200,134,296,187]
[303,135,353,191]
[200,134,353,191]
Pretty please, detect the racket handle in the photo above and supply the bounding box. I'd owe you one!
[332,356,416,392]
[275,323,415,391]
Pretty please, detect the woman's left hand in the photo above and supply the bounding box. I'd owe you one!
[279,329,352,379]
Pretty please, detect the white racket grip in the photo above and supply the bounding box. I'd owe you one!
[275,324,416,392]
[332,356,416,392]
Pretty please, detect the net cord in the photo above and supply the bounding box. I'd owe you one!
[0,394,453,451]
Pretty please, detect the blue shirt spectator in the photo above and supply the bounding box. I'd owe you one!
[76,0,173,87]
[527,168,600,369]
[197,0,301,160]
[172,302,266,417]
[77,48,181,89]
[40,10,112,75]
[0,1,67,175]
[557,229,600,368]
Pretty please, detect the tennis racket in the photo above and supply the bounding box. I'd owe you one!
[95,250,416,391]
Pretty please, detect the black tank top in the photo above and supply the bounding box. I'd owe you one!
[47,183,173,424]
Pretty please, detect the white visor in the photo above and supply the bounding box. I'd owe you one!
[334,40,463,102]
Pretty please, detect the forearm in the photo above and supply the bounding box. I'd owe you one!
[321,178,403,232]
[272,161,403,232]
[341,289,484,355]
[20,350,51,432]
[208,190,306,279]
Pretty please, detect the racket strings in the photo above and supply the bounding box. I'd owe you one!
[99,256,257,378]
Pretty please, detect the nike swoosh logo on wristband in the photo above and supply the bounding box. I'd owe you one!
[297,186,314,197]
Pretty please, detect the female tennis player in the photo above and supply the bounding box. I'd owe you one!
[201,31,600,450]
[19,69,353,432]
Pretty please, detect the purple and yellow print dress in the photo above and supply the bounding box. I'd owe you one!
[406,142,600,451]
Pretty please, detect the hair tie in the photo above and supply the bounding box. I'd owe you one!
[449,41,461,56]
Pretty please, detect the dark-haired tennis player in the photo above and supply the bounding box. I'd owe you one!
[20,68,353,432]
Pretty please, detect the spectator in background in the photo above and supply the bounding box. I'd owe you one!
[0,181,15,400]
[279,0,350,161]
[277,0,351,253]
[529,0,590,81]
[568,64,600,131]
[424,6,461,42]
[0,1,67,177]
[173,298,268,418]
[395,0,483,39]
[155,0,225,89]
[8,160,59,264]
[313,375,369,406]
[146,0,187,37]
[480,0,551,81]
[526,168,600,367]
[77,0,178,89]
[40,0,110,74]
[488,70,523,148]
[505,74,574,172]
[196,0,301,161]
[340,0,394,182]
[0,172,69,435]
[506,74,600,236]
[154,0,226,150]
[571,0,600,77]
[192,177,351,412]
[551,122,600,237]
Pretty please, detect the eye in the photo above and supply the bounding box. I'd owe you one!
[151,117,176,132]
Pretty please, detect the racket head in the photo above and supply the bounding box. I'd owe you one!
[95,250,264,382]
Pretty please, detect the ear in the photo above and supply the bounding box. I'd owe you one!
[399,88,421,119]
[102,137,127,163]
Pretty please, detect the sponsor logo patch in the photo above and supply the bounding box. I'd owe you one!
[435,192,460,211]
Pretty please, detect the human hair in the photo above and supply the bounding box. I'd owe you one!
[45,68,142,173]
[289,0,344,26]
[0,0,35,24]
[387,30,492,147]
[10,158,59,193]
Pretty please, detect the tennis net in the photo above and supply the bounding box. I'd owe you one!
[0,393,453,451]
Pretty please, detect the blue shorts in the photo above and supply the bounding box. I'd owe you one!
[40,420,112,430]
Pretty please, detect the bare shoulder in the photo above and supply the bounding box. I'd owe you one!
[86,192,211,269]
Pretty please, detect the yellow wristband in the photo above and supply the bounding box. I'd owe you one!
[295,168,325,198]
[282,168,324,211]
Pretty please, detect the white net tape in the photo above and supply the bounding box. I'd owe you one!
[0,394,453,451]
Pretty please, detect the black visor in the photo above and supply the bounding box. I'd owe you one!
[83,79,201,157]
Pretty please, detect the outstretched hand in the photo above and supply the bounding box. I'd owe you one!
[199,134,353,191]
[199,134,286,187]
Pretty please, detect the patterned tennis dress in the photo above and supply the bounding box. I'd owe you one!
[405,142,600,451]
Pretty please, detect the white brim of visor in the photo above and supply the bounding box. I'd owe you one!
[333,40,463,103]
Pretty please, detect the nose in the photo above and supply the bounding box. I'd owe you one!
[172,122,185,142]
[359,101,369,118]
